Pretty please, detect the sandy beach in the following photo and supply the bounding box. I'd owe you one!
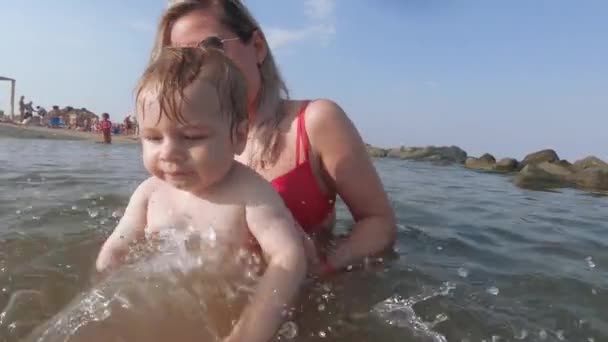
[0,122,139,144]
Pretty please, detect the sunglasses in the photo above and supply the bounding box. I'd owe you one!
[197,36,240,50]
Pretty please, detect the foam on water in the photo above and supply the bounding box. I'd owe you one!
[371,282,456,342]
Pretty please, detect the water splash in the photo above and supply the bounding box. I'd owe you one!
[513,329,528,340]
[87,208,99,219]
[585,256,596,269]
[371,282,456,342]
[277,321,298,339]
[486,286,500,296]
[24,227,261,342]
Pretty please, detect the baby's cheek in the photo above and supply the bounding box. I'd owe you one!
[142,152,159,177]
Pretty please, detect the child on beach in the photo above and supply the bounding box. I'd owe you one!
[95,47,308,342]
[100,113,112,143]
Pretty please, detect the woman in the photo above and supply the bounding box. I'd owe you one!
[152,0,396,275]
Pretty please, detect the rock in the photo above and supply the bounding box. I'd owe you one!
[520,149,560,168]
[366,144,388,158]
[495,158,519,172]
[573,156,608,171]
[514,162,576,189]
[515,156,608,193]
[479,153,496,163]
[465,156,495,171]
[465,154,520,173]
[388,145,467,164]
[574,167,608,191]
[386,147,402,158]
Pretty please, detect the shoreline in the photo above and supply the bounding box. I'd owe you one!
[0,122,139,144]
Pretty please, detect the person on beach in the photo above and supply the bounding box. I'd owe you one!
[152,0,397,275]
[19,95,25,120]
[123,115,133,135]
[96,47,309,342]
[100,112,112,144]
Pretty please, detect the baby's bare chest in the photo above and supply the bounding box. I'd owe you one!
[145,192,249,247]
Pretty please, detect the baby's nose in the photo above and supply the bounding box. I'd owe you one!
[160,140,186,161]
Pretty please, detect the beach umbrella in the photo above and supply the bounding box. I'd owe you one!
[0,76,16,119]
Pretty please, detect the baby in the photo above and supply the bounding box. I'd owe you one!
[95,47,308,342]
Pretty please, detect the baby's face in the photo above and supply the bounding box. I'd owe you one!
[138,80,243,193]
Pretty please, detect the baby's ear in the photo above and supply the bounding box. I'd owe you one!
[232,120,248,155]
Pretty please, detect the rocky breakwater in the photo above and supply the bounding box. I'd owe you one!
[366,144,608,193]
[366,144,468,164]
[465,149,608,193]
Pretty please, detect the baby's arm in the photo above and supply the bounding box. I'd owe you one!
[95,178,154,273]
[225,183,307,342]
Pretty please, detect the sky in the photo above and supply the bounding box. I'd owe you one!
[1,0,606,161]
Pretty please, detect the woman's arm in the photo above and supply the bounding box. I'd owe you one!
[307,99,397,272]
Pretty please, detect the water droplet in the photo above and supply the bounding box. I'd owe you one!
[15,210,21,215]
[278,321,298,339]
[346,265,353,271]
[436,246,443,251]
[205,226,217,248]
[318,330,327,338]
[491,336,501,342]
[111,210,122,219]
[100,219,107,225]
[457,267,469,278]
[27,178,31,183]
[487,286,499,295]
[87,208,99,218]
[514,329,528,340]
[591,288,597,295]
[555,330,564,340]
[585,256,596,269]
[539,329,547,340]
[588,338,595,342]
[31,216,40,221]
[71,205,78,211]
[436,313,448,322]
[0,267,5,273]
[99,196,104,201]
[1,288,8,293]
[318,304,326,311]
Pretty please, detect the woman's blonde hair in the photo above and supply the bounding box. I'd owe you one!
[150,0,289,169]
[135,47,248,138]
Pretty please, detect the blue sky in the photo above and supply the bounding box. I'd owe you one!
[1,0,606,161]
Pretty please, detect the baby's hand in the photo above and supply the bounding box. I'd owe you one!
[303,233,319,263]
[298,229,324,277]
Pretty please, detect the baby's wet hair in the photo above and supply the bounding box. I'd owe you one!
[135,47,248,136]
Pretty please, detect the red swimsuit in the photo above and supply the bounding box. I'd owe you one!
[271,101,335,233]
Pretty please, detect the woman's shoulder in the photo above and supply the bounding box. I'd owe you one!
[280,98,352,134]
[297,98,360,148]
